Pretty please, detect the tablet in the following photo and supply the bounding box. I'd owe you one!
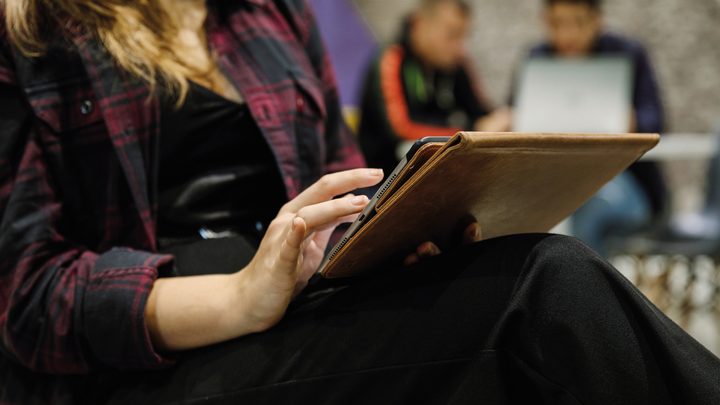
[319,132,659,278]
[317,137,449,273]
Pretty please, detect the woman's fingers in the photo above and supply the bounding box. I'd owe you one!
[267,196,366,287]
[463,222,482,245]
[403,223,481,268]
[404,241,441,267]
[281,168,382,214]
[417,241,441,257]
[311,211,361,234]
[277,217,307,275]
[294,194,369,235]
[311,227,336,254]
[403,253,420,267]
[298,239,321,279]
[312,211,361,244]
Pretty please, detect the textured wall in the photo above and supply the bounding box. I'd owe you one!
[354,0,720,133]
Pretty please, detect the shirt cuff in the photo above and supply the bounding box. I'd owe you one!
[83,247,175,370]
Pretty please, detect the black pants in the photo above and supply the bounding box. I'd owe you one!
[3,234,720,404]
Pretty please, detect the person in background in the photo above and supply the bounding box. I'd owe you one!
[358,0,511,176]
[524,0,668,255]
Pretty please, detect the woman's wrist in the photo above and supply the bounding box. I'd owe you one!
[229,266,293,335]
[227,269,272,335]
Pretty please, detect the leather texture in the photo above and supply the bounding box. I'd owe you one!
[321,132,659,278]
[377,142,445,207]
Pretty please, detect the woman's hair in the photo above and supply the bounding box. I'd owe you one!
[3,0,212,103]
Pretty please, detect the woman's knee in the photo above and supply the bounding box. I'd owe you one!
[532,234,600,261]
[523,234,613,292]
[439,233,611,291]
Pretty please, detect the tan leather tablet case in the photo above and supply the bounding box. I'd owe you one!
[321,132,659,278]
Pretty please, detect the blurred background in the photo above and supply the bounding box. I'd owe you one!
[314,0,720,131]
[309,0,720,355]
[357,0,720,134]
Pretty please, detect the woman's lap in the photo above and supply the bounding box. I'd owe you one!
[90,233,720,404]
[4,234,718,404]
[88,233,549,404]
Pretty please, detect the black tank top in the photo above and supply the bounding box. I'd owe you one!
[156,82,286,273]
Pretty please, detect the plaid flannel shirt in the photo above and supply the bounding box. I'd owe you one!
[0,0,364,374]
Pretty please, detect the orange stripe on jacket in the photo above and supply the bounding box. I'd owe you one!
[379,45,460,140]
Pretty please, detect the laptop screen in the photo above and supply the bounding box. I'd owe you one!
[513,56,633,133]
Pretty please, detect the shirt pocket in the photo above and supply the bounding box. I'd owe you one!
[288,68,327,122]
[25,78,118,244]
[26,77,106,144]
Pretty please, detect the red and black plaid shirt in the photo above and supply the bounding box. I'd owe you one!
[0,0,364,375]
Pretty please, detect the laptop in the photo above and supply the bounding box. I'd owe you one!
[513,56,633,133]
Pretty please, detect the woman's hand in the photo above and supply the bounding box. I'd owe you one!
[146,167,475,351]
[146,168,383,351]
[403,222,483,267]
[234,168,384,332]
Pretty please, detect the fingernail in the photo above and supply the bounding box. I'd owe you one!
[404,255,418,266]
[423,244,438,255]
[369,168,383,177]
[351,195,368,205]
[474,224,482,240]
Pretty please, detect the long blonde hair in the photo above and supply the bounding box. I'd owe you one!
[3,0,212,102]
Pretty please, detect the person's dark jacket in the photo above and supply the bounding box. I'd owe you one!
[0,0,363,376]
[358,22,491,175]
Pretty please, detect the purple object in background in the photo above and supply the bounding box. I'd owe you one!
[309,0,377,107]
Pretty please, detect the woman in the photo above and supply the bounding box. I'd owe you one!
[0,0,717,404]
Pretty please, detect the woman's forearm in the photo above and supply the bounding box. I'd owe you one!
[145,171,385,352]
[145,272,261,351]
